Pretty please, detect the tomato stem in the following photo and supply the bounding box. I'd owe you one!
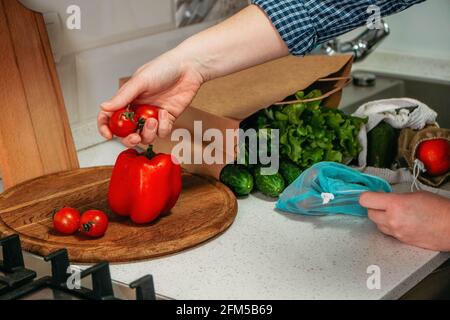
[122,111,135,121]
[82,221,93,232]
[137,118,146,132]
[145,146,156,160]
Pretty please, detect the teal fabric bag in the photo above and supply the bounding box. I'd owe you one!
[276,162,392,217]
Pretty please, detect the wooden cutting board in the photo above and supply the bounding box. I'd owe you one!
[0,167,237,263]
[0,0,79,189]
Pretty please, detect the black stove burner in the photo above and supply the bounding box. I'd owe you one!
[0,234,156,300]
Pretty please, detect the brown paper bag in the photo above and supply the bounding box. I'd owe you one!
[121,55,353,179]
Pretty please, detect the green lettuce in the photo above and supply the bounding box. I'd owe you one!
[241,90,367,170]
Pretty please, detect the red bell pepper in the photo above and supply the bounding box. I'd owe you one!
[108,147,182,224]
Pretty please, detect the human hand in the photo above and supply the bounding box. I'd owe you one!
[97,50,205,147]
[360,191,450,251]
[97,5,289,148]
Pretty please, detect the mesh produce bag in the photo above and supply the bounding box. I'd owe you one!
[276,162,392,217]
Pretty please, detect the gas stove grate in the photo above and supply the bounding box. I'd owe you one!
[0,234,156,300]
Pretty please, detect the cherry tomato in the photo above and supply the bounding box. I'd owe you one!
[53,207,81,235]
[80,210,109,238]
[109,107,139,138]
[134,104,160,130]
[417,139,450,176]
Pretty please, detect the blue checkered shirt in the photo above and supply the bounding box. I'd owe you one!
[251,0,425,55]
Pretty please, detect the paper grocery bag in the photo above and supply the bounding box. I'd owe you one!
[189,55,352,119]
[121,55,353,179]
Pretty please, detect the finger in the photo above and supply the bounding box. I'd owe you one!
[367,209,394,236]
[121,133,141,148]
[101,76,144,112]
[359,192,396,210]
[97,111,113,140]
[377,224,394,237]
[367,208,388,225]
[135,63,149,75]
[141,118,159,145]
[158,109,174,138]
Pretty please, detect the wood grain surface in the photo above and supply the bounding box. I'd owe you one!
[0,0,79,189]
[0,167,238,263]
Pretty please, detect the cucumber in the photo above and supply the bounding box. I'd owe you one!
[367,121,399,168]
[253,167,286,198]
[279,159,302,185]
[220,164,254,196]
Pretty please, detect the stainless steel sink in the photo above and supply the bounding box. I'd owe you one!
[340,71,450,129]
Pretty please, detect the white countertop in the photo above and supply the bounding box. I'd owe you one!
[353,52,450,84]
[72,140,449,300]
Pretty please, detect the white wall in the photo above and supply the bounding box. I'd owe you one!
[380,0,450,60]
[341,0,450,60]
[21,0,175,56]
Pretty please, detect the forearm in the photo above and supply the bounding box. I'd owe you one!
[171,5,289,82]
[169,0,425,82]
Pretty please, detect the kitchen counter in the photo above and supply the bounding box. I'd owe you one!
[72,140,449,300]
[1,140,448,299]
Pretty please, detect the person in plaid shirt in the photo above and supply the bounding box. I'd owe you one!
[251,0,424,55]
[98,1,450,252]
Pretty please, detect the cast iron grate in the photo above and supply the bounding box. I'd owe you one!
[0,234,155,300]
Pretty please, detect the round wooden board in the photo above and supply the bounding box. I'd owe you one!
[0,167,237,263]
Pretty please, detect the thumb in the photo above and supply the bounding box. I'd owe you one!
[359,192,392,210]
[101,76,144,112]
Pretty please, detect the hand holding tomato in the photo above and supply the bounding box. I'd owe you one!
[108,104,161,143]
[134,104,159,130]
[109,107,139,138]
[97,51,204,148]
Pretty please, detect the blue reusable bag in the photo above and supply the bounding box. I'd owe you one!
[276,162,392,217]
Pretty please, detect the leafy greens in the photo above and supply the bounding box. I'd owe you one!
[241,90,367,170]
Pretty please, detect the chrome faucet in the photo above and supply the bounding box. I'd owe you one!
[176,0,217,28]
[320,20,390,62]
